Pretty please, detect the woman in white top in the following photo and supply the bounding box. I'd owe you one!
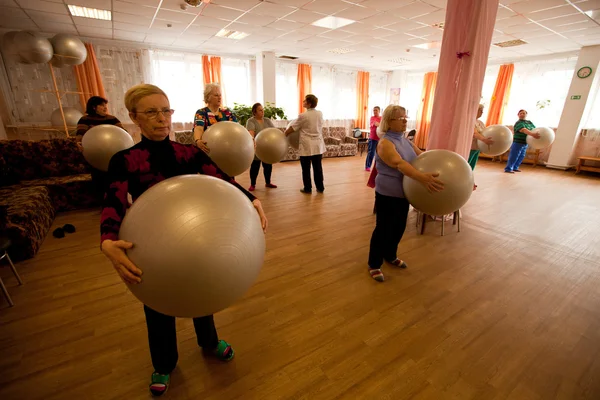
[285,94,326,194]
[246,102,278,191]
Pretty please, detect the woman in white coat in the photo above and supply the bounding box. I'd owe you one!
[285,94,326,194]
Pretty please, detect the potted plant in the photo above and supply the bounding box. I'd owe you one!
[232,102,287,127]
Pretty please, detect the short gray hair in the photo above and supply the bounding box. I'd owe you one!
[379,104,406,133]
[203,83,221,103]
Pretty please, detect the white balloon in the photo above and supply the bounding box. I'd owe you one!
[203,121,255,176]
[82,125,134,171]
[119,175,266,318]
[527,127,555,150]
[403,149,474,216]
[255,127,288,164]
[477,124,513,156]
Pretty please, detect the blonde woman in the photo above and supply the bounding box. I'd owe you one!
[192,83,237,153]
[100,84,267,396]
[368,105,443,282]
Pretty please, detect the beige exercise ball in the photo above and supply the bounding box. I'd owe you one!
[50,34,86,66]
[82,125,134,171]
[527,127,555,150]
[403,149,474,216]
[203,121,254,176]
[119,174,266,318]
[477,124,513,156]
[15,31,53,64]
[50,107,83,127]
[287,130,300,150]
[1,31,26,63]
[255,127,288,164]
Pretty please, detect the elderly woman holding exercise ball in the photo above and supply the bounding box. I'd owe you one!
[367,104,443,283]
[193,83,237,153]
[246,102,278,191]
[100,83,267,396]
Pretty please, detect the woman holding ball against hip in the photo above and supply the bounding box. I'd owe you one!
[367,105,443,283]
[100,84,267,397]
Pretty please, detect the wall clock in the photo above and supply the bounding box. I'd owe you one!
[577,66,592,79]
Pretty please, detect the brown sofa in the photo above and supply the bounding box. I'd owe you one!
[0,138,101,261]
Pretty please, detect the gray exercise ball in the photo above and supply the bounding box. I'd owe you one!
[50,34,87,66]
[203,121,255,176]
[403,149,474,216]
[15,31,53,64]
[255,128,288,164]
[82,124,134,171]
[50,107,83,127]
[1,31,26,63]
[119,174,266,318]
[477,124,513,156]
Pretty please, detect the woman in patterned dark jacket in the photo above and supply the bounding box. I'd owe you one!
[100,83,268,397]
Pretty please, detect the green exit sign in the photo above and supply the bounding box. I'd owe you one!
[571,95,582,100]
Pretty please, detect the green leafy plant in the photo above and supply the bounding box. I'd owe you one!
[232,102,287,127]
[536,99,551,110]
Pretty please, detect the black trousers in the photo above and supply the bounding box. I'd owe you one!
[299,154,324,192]
[144,305,218,374]
[368,192,410,269]
[249,159,273,186]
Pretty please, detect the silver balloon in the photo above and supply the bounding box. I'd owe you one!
[477,124,513,156]
[50,107,83,127]
[403,149,474,216]
[1,31,27,63]
[82,125,134,171]
[14,31,53,64]
[119,174,265,318]
[203,121,255,176]
[50,34,87,66]
[255,127,288,164]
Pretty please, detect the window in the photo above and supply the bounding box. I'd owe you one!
[479,64,500,123]
[275,62,298,117]
[221,57,251,108]
[313,65,357,120]
[368,71,390,116]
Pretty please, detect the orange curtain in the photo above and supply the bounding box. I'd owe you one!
[297,64,312,114]
[210,56,222,85]
[73,43,106,109]
[202,55,212,84]
[356,71,369,129]
[414,72,438,149]
[486,64,514,126]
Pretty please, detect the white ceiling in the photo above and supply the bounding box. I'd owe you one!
[1,0,600,70]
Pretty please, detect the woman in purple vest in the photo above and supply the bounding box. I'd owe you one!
[368,105,444,282]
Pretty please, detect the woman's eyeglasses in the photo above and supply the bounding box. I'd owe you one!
[137,109,175,119]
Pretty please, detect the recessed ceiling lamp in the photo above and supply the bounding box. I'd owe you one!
[327,47,355,54]
[494,39,527,48]
[312,16,355,30]
[216,29,249,40]
[412,41,441,50]
[67,5,111,20]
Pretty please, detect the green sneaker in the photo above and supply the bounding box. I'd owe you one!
[213,339,235,361]
[149,372,170,397]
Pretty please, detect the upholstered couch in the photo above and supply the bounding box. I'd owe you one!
[0,138,100,261]
[173,125,358,161]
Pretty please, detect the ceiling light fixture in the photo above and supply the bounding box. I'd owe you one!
[67,5,111,20]
[327,47,355,54]
[412,41,441,50]
[312,16,355,30]
[216,29,249,40]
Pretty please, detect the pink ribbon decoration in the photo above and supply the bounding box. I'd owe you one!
[456,51,471,59]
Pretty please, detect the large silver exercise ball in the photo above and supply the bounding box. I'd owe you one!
[50,107,83,127]
[15,31,53,64]
[50,34,87,66]
[403,149,474,216]
[119,174,266,318]
[82,125,134,171]
[203,121,254,176]
[255,127,288,164]
[527,127,555,150]
[1,31,26,63]
[477,124,513,156]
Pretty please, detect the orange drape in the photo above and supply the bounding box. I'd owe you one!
[486,64,514,126]
[202,55,212,84]
[297,64,312,114]
[356,71,369,129]
[414,72,438,149]
[73,43,106,109]
[210,57,221,85]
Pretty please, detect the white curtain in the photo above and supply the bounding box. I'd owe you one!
[148,50,204,124]
[312,65,357,120]
[275,62,297,118]
[96,45,146,124]
[221,57,251,109]
[401,72,425,130]
[368,71,390,116]
[503,57,576,127]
